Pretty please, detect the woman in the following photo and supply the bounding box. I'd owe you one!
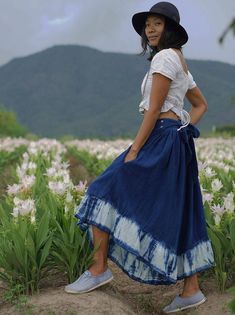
[65,2,215,313]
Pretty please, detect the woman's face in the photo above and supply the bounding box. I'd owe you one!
[145,14,165,47]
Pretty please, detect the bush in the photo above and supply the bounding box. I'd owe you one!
[0,104,27,137]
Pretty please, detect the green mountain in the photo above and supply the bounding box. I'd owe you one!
[0,45,234,138]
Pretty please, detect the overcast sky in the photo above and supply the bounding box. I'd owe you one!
[0,0,234,67]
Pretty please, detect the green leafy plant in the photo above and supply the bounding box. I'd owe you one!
[200,162,235,314]
[0,208,53,294]
[49,205,96,283]
[205,203,235,292]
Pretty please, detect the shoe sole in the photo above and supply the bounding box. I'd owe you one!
[64,275,114,294]
[163,297,207,313]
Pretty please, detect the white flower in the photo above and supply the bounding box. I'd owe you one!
[21,175,36,190]
[202,192,213,204]
[211,178,223,192]
[224,165,230,173]
[7,183,22,195]
[51,160,60,170]
[46,167,57,177]
[198,161,208,172]
[67,181,74,190]
[22,152,29,161]
[28,147,38,155]
[75,180,88,193]
[211,203,225,215]
[61,161,70,169]
[65,191,73,203]
[20,199,36,215]
[63,173,71,184]
[204,167,216,178]
[214,214,221,225]
[11,198,36,217]
[48,181,67,195]
[53,155,62,164]
[12,207,20,217]
[223,192,234,214]
[13,196,22,206]
[28,162,37,170]
[16,165,26,178]
[21,162,29,171]
[211,204,225,225]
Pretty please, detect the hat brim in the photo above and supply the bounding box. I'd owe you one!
[132,11,188,45]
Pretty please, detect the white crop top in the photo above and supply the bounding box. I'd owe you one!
[139,48,197,129]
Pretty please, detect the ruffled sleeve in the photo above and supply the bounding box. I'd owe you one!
[188,71,197,89]
[150,49,179,81]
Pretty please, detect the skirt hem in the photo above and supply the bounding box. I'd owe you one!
[75,193,215,285]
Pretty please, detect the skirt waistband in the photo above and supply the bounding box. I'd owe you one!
[154,118,200,138]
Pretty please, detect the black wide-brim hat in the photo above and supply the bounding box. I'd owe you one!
[132,1,188,45]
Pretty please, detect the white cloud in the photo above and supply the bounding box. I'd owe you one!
[47,15,73,26]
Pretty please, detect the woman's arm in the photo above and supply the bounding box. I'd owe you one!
[129,73,172,155]
[186,86,208,125]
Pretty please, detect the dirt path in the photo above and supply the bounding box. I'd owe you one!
[0,259,233,315]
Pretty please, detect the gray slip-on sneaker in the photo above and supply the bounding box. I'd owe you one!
[65,268,114,294]
[162,290,207,313]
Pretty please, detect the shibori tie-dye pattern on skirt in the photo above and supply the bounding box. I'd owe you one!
[75,118,215,285]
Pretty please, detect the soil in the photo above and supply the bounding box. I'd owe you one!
[0,260,233,315]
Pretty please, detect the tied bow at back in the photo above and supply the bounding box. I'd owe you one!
[177,124,200,183]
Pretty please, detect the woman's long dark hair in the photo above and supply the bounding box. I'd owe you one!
[139,14,185,61]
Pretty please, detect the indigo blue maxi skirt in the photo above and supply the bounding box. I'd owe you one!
[75,118,215,285]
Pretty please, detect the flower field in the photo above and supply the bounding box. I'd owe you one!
[0,136,235,313]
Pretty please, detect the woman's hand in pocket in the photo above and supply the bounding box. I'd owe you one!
[124,148,138,163]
